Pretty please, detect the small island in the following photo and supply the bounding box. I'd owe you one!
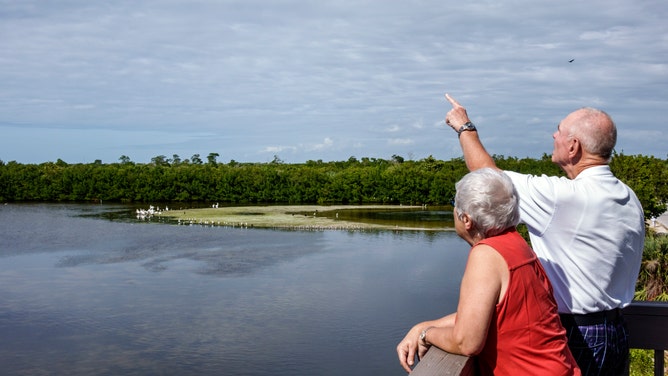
[157,204,451,231]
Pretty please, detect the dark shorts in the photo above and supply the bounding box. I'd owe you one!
[560,309,629,376]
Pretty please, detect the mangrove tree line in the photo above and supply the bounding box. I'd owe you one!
[1,152,666,219]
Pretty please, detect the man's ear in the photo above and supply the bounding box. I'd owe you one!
[568,138,582,159]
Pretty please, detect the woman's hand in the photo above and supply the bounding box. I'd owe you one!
[396,314,457,373]
[396,326,424,373]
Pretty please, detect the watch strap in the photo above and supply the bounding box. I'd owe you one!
[457,121,477,137]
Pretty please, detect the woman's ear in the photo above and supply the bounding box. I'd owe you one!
[462,213,474,231]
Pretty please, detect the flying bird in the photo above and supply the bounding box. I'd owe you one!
[569,59,575,63]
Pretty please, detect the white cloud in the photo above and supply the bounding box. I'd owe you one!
[306,137,334,151]
[385,125,401,133]
[411,120,424,130]
[262,146,297,154]
[388,138,414,146]
[0,0,666,163]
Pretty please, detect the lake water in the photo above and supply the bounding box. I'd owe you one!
[0,203,469,376]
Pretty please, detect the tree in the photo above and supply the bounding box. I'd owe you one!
[271,155,284,164]
[0,154,665,209]
[151,155,169,166]
[610,152,668,219]
[191,154,203,165]
[207,153,220,165]
[119,155,132,164]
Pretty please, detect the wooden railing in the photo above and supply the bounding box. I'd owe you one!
[624,301,668,376]
[408,347,476,376]
[410,301,668,376]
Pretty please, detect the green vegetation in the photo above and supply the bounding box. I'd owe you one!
[610,153,668,220]
[0,154,470,205]
[635,233,668,302]
[1,152,666,219]
[160,205,431,231]
[632,234,668,376]
[629,349,655,376]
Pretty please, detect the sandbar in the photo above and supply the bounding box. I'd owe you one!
[159,205,442,231]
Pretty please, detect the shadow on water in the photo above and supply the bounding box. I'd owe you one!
[53,225,328,277]
[327,206,455,229]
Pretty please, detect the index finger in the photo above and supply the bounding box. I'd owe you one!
[444,93,462,108]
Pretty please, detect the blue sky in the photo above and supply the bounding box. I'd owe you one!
[1,0,666,164]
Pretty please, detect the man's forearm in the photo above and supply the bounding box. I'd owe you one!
[458,131,498,172]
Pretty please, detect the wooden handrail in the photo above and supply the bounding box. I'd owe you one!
[409,347,475,376]
[409,301,668,376]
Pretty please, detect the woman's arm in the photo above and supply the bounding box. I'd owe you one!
[426,244,506,356]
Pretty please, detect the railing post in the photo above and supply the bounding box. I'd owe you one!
[653,349,664,376]
[623,301,668,376]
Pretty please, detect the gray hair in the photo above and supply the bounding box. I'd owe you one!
[569,107,617,161]
[454,168,520,238]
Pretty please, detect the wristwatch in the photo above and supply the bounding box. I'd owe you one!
[457,121,477,137]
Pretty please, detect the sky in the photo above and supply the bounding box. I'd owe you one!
[1,0,666,165]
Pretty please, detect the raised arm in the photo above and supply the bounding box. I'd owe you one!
[444,94,499,172]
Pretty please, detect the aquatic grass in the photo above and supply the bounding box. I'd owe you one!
[158,205,444,231]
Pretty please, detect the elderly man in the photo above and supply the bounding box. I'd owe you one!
[444,94,644,376]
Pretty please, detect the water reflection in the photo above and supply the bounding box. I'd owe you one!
[331,206,455,229]
[0,204,468,375]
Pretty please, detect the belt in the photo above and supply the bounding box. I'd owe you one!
[559,308,622,326]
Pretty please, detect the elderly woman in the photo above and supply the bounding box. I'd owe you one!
[397,168,580,375]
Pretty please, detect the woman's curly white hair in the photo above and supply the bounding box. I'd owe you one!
[454,168,520,238]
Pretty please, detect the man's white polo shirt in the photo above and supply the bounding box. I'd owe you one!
[504,165,645,314]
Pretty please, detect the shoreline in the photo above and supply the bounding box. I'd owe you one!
[157,204,453,231]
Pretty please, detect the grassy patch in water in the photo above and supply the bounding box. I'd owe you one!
[160,205,452,231]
